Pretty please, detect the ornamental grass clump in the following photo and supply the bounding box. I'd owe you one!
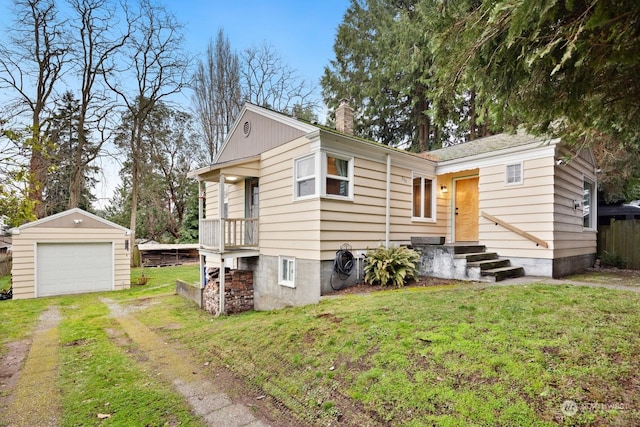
[364,246,420,287]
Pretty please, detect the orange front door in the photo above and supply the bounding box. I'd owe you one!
[455,177,479,242]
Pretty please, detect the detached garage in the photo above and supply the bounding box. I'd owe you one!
[11,208,131,299]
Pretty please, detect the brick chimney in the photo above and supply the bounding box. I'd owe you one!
[335,99,354,135]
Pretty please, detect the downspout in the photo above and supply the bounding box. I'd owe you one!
[385,154,391,248]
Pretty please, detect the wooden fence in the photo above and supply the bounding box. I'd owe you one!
[598,219,640,269]
[0,254,11,276]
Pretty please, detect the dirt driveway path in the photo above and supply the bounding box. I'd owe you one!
[100,297,269,427]
[2,306,62,427]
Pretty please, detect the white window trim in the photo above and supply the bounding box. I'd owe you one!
[505,162,523,185]
[322,152,354,201]
[293,153,320,200]
[583,176,597,231]
[278,256,296,288]
[411,172,436,222]
[293,151,354,201]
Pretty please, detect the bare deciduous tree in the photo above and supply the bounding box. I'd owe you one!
[242,41,317,114]
[192,29,242,163]
[0,0,69,218]
[67,0,132,210]
[105,0,190,264]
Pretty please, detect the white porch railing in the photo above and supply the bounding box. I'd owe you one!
[199,218,259,250]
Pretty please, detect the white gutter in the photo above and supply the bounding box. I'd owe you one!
[385,154,391,248]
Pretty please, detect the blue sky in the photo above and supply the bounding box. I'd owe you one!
[165,0,351,110]
[0,0,352,208]
[0,0,351,109]
[170,1,349,77]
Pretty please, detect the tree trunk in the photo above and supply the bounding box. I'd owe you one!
[469,89,477,141]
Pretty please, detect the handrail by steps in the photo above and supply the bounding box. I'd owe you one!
[481,211,549,248]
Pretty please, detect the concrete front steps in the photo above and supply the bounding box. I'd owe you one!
[452,245,525,282]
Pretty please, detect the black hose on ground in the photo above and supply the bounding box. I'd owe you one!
[330,249,355,291]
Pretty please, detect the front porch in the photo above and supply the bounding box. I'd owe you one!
[199,218,259,252]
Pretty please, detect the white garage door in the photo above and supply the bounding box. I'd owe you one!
[37,242,114,297]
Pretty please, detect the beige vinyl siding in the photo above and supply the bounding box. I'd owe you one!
[227,181,246,218]
[11,227,130,299]
[479,157,555,259]
[259,137,321,259]
[553,148,597,258]
[319,157,445,258]
[205,182,219,218]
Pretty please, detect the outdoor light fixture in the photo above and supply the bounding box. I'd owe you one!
[226,176,239,182]
[441,185,448,193]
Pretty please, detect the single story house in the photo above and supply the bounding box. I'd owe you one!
[10,208,131,299]
[190,102,597,310]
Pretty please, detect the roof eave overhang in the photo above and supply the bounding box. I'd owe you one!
[436,139,560,175]
[188,155,262,180]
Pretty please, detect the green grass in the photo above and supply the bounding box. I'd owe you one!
[134,282,640,426]
[55,293,204,427]
[0,297,51,345]
[0,274,10,291]
[2,266,640,425]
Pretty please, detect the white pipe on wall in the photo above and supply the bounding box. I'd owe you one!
[385,154,391,248]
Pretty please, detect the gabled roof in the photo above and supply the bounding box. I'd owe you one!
[12,208,130,233]
[428,132,557,162]
[214,103,319,164]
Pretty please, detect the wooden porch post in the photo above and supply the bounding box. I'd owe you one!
[219,257,225,315]
[198,180,205,289]
[218,174,225,315]
[219,174,225,253]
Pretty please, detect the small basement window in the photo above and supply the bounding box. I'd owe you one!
[506,163,523,185]
[279,256,295,288]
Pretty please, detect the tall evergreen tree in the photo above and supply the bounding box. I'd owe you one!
[43,91,97,215]
[322,0,490,150]
[430,0,640,200]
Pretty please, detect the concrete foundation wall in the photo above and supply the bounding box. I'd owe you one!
[552,253,596,278]
[507,257,553,277]
[175,280,203,307]
[414,246,482,281]
[241,255,322,310]
[320,258,363,295]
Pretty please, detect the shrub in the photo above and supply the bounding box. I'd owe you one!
[600,250,626,269]
[364,246,420,287]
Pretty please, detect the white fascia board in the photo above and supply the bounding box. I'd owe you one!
[188,155,261,179]
[245,103,318,133]
[17,208,130,233]
[436,141,558,175]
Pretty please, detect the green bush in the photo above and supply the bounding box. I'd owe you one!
[364,246,420,287]
[600,250,626,269]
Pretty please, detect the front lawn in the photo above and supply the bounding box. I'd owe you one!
[1,265,639,425]
[134,280,640,426]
